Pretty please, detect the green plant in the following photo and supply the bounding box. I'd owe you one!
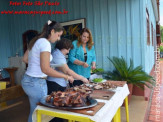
[93,78,103,83]
[160,25,163,43]
[105,56,155,89]
[160,45,163,52]
[92,68,104,74]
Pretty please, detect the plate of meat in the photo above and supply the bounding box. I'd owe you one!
[40,90,97,110]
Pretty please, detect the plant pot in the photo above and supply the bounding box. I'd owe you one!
[127,83,133,103]
[122,83,133,106]
[132,84,144,96]
[132,84,153,101]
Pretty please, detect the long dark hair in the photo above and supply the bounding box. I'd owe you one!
[28,21,64,50]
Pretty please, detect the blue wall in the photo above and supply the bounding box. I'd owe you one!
[0,1,11,69]
[0,0,157,74]
[143,0,156,73]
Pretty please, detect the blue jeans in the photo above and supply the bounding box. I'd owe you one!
[21,74,47,122]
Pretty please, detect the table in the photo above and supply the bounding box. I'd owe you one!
[33,84,129,122]
[4,67,18,86]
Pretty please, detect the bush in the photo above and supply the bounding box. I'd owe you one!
[160,45,163,52]
[105,56,155,89]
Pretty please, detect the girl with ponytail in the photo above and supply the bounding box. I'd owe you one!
[21,20,74,122]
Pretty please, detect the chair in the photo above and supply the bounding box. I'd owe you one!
[0,81,7,108]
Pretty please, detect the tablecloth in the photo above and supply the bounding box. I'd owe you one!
[32,84,129,122]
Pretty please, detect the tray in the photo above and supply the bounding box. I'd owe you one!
[68,102,105,116]
[90,90,115,100]
[91,79,107,83]
[106,81,126,87]
[38,102,105,116]
[40,96,98,110]
[90,74,106,83]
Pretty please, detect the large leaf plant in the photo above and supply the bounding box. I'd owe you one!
[106,56,155,89]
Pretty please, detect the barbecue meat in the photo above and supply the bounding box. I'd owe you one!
[47,90,90,107]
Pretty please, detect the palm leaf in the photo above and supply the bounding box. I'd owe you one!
[106,56,155,89]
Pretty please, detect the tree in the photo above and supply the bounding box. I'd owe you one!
[160,25,163,43]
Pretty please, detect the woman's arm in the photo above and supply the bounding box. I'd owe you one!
[58,64,89,83]
[23,50,28,64]
[69,48,89,67]
[73,59,86,66]
[91,46,96,69]
[92,62,96,70]
[40,52,74,82]
[92,45,96,62]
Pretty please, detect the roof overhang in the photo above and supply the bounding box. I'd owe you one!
[151,0,159,22]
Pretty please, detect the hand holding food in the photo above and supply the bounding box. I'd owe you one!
[65,75,74,83]
[81,77,89,84]
[83,62,89,68]
[91,62,96,70]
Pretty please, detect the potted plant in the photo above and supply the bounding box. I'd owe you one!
[105,56,155,103]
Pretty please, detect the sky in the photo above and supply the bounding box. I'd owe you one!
[160,0,163,26]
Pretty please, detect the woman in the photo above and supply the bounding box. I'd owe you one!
[21,20,74,122]
[68,28,96,86]
[47,38,89,94]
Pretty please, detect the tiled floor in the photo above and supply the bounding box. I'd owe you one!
[146,60,163,122]
[121,95,148,122]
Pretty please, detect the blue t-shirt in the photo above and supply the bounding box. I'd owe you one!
[47,49,68,87]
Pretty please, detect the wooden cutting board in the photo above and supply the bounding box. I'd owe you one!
[106,81,126,87]
[90,90,115,100]
[68,102,105,116]
[38,102,105,116]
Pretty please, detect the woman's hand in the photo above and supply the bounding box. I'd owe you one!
[81,77,89,84]
[91,62,96,70]
[67,75,74,83]
[83,62,89,68]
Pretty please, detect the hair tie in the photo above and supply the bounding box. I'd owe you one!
[47,20,52,25]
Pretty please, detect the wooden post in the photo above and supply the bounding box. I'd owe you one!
[4,67,18,86]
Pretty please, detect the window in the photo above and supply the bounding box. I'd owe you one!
[151,23,153,46]
[146,8,150,45]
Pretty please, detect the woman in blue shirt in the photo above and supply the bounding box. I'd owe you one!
[68,28,96,86]
[47,38,88,94]
[47,38,88,122]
